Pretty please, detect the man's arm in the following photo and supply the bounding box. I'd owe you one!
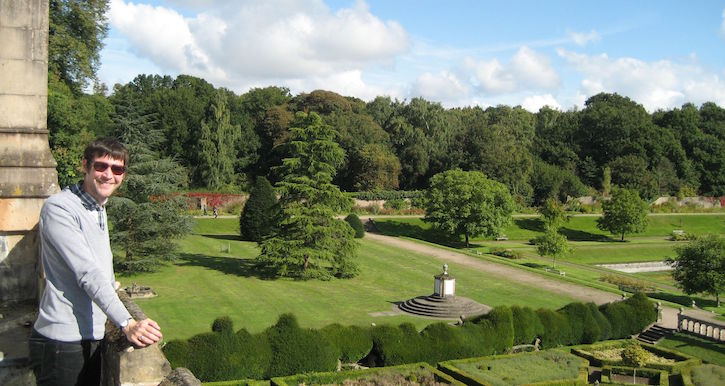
[122,318,163,347]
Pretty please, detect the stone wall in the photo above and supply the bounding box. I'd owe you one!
[0,0,58,303]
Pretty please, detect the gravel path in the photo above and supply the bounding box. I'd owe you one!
[364,231,724,330]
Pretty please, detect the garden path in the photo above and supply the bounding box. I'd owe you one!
[364,232,723,330]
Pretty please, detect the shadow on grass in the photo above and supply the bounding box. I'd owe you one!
[373,220,480,249]
[559,227,613,242]
[646,292,719,308]
[665,333,725,357]
[178,253,278,279]
[514,218,545,233]
[198,234,242,241]
[522,262,549,269]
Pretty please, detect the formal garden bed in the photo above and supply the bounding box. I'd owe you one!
[269,362,462,386]
[571,340,700,374]
[438,350,588,386]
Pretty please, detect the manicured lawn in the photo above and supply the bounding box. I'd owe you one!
[659,333,725,366]
[119,219,577,342]
[450,350,586,386]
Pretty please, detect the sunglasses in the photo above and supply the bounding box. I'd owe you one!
[93,161,127,175]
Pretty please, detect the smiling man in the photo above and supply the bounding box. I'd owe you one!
[30,138,163,385]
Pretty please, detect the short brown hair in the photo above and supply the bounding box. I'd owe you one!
[83,137,129,171]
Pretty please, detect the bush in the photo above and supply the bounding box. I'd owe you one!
[212,316,234,334]
[511,306,544,345]
[600,274,656,293]
[344,213,365,238]
[353,190,422,201]
[383,198,409,210]
[490,247,523,259]
[239,176,278,242]
[370,323,425,366]
[265,313,338,378]
[320,323,372,363]
[536,308,572,348]
[560,302,601,344]
[600,292,656,338]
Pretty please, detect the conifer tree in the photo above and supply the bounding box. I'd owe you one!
[197,90,239,189]
[240,176,278,242]
[257,112,358,280]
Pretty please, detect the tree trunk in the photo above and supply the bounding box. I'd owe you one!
[621,232,625,241]
[303,255,309,271]
[465,233,469,248]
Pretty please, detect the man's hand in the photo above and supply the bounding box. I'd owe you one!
[121,318,163,347]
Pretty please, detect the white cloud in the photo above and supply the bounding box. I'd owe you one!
[107,0,409,91]
[568,30,600,46]
[463,46,560,94]
[521,94,561,112]
[411,71,469,106]
[557,48,725,111]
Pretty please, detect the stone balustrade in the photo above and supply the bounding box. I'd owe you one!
[677,310,725,342]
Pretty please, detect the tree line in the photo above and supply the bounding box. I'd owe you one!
[50,73,725,205]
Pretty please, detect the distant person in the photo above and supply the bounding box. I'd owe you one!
[213,205,218,219]
[30,138,163,385]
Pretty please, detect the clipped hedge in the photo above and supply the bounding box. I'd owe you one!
[343,213,365,238]
[351,190,422,201]
[319,323,372,363]
[600,292,656,338]
[270,362,464,386]
[265,313,338,378]
[571,340,701,374]
[602,365,669,386]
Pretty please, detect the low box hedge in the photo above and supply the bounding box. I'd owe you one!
[571,340,701,374]
[438,350,589,386]
[269,362,463,385]
[601,365,668,386]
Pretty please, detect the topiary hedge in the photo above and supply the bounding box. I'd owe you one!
[343,213,365,238]
[165,295,656,382]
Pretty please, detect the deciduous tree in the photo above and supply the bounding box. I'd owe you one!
[668,235,725,306]
[597,188,648,241]
[423,170,514,247]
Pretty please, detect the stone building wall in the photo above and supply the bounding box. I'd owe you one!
[0,0,58,303]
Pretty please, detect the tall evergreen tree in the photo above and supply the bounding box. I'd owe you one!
[240,176,278,242]
[108,94,193,273]
[257,112,358,280]
[197,90,239,188]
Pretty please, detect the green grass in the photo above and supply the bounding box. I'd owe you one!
[658,333,725,366]
[119,219,577,342]
[690,364,725,386]
[451,350,586,386]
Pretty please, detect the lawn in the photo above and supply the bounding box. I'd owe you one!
[448,350,587,386]
[658,333,725,366]
[119,219,578,342]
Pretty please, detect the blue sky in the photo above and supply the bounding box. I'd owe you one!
[99,0,725,112]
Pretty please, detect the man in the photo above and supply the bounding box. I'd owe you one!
[30,138,162,385]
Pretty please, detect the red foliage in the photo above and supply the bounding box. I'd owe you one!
[151,192,247,209]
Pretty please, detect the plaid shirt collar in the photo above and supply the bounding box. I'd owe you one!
[69,182,106,230]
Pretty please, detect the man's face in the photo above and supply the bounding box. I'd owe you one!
[82,155,126,204]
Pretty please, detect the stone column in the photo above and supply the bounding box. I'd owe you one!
[0,0,57,303]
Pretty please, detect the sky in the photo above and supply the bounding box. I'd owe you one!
[98,0,725,112]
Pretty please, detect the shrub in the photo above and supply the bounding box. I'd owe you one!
[511,306,544,345]
[383,198,409,210]
[560,302,601,344]
[490,247,523,259]
[370,323,425,366]
[600,292,656,338]
[600,274,655,293]
[344,213,365,238]
[239,176,278,242]
[320,323,372,363]
[265,313,338,378]
[212,316,234,334]
[353,190,422,201]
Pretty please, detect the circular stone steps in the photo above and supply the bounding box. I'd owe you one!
[398,295,491,319]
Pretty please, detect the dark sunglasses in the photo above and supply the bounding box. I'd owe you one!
[93,161,126,175]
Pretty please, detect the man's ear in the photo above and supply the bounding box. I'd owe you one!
[81,159,88,173]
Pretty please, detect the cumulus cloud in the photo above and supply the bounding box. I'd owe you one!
[557,48,725,111]
[521,94,561,112]
[568,30,600,46]
[108,0,409,90]
[463,46,560,94]
[411,71,469,105]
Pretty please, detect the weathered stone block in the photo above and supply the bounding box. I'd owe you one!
[0,94,47,129]
[0,0,48,29]
[0,167,59,198]
[0,198,44,231]
[0,132,57,167]
[0,59,47,95]
[0,231,39,302]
